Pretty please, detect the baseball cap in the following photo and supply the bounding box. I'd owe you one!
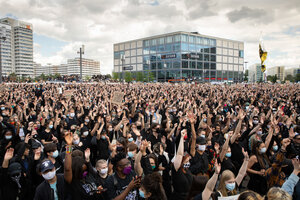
[8,162,22,176]
[40,160,55,173]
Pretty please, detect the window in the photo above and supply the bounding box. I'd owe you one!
[165,44,172,52]
[204,54,209,61]
[158,38,164,45]
[174,35,181,42]
[190,61,196,69]
[181,43,189,51]
[158,45,165,52]
[173,60,180,68]
[211,55,216,62]
[211,63,216,70]
[204,62,209,69]
[182,61,188,68]
[210,47,216,54]
[151,39,157,46]
[173,43,180,51]
[151,62,156,70]
[189,35,195,43]
[181,34,188,42]
[239,50,244,58]
[166,36,173,43]
[143,40,150,47]
[189,44,196,52]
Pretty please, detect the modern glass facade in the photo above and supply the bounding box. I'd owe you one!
[113,31,244,82]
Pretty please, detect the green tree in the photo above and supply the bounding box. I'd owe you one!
[85,75,91,81]
[112,72,119,80]
[136,72,144,82]
[124,72,132,82]
[295,73,300,82]
[267,75,278,83]
[105,74,112,79]
[53,73,61,80]
[8,73,17,82]
[243,70,248,82]
[285,74,294,82]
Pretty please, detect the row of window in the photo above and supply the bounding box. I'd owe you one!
[143,34,216,47]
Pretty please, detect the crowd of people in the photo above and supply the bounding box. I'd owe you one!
[0,82,299,200]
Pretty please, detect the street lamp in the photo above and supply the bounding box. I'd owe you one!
[77,45,85,80]
[120,54,125,81]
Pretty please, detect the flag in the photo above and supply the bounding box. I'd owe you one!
[259,36,268,73]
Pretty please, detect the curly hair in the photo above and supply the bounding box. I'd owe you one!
[141,172,167,200]
[111,152,127,171]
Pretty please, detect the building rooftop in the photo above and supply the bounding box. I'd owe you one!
[114,31,243,45]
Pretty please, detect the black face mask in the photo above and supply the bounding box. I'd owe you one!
[116,146,124,152]
[137,126,142,130]
[156,128,160,133]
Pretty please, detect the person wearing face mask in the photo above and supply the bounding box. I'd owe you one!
[138,172,167,200]
[34,159,65,200]
[66,109,78,129]
[189,136,209,176]
[247,141,272,195]
[147,123,162,148]
[94,159,109,199]
[106,152,140,200]
[44,143,64,174]
[40,121,57,145]
[80,126,92,150]
[0,148,33,199]
[171,131,193,200]
[212,149,249,199]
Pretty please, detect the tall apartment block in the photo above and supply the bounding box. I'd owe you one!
[0,17,33,77]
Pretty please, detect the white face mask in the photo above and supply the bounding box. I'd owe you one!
[99,168,108,175]
[198,145,206,151]
[70,113,75,118]
[83,131,89,136]
[42,170,56,180]
[74,139,80,145]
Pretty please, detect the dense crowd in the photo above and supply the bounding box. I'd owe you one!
[0,82,299,200]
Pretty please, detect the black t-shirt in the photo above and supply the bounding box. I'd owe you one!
[68,174,102,200]
[171,166,193,198]
[105,171,137,200]
[189,151,209,175]
[230,141,244,169]
[96,138,109,160]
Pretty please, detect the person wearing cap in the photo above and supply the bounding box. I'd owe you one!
[34,159,65,200]
[0,148,33,199]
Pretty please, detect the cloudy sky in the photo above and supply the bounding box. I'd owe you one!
[0,0,299,74]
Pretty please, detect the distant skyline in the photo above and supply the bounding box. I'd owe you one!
[1,0,299,74]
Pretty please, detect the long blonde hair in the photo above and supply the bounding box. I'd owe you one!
[218,170,237,197]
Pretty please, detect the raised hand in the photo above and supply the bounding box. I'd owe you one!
[242,148,249,161]
[4,148,14,161]
[64,131,73,145]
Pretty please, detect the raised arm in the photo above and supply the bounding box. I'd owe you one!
[174,131,185,171]
[189,114,197,157]
[220,133,231,162]
[202,159,221,200]
[64,131,73,184]
[231,110,244,144]
[236,148,249,186]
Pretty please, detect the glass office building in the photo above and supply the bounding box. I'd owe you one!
[113,31,244,82]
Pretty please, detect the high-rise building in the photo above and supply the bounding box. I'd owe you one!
[248,64,264,83]
[285,66,300,78]
[268,66,285,82]
[67,58,100,77]
[0,17,33,77]
[0,22,12,76]
[113,31,244,82]
[34,59,100,78]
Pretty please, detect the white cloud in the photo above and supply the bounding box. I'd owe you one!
[0,0,300,74]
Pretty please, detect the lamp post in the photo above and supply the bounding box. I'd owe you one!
[244,61,248,82]
[120,54,125,81]
[0,35,6,84]
[77,45,85,80]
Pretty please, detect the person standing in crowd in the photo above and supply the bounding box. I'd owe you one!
[34,159,65,200]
